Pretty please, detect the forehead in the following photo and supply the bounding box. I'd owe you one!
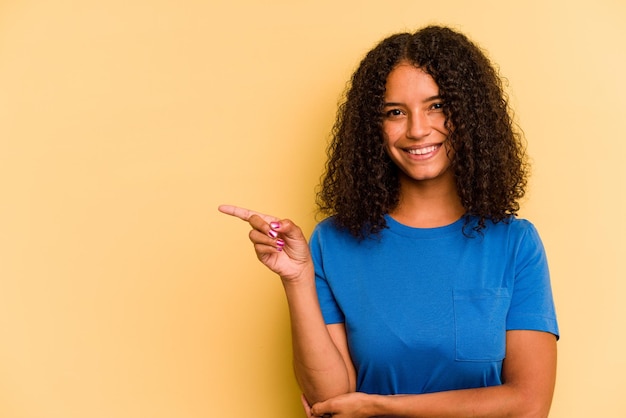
[384,63,440,98]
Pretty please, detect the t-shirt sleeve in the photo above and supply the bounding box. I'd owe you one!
[310,225,345,324]
[507,222,559,339]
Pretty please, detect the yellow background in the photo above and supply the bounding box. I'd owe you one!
[1,0,624,417]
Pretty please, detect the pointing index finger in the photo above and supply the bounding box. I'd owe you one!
[217,204,279,223]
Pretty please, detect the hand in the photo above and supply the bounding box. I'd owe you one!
[218,204,314,282]
[310,392,378,418]
[301,394,315,418]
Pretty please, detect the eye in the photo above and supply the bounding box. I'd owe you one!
[384,108,404,118]
[430,102,445,111]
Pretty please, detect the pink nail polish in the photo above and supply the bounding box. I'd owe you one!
[268,230,278,238]
[270,221,280,230]
[276,239,285,247]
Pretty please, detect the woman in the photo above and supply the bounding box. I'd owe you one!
[219,25,558,418]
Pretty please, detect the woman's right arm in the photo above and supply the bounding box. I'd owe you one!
[218,205,355,404]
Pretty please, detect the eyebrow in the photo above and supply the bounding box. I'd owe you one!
[383,95,442,107]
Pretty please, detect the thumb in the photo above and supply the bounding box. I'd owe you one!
[266,217,307,242]
[310,400,333,417]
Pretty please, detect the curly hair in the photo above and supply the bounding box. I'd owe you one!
[316,26,528,239]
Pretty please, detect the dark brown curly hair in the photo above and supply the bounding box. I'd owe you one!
[316,25,528,239]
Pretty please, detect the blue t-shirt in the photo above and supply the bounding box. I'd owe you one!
[310,215,559,395]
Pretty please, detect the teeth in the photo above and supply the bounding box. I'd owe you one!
[407,145,438,155]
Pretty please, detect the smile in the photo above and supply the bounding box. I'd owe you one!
[406,145,440,155]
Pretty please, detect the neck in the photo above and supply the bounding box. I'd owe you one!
[390,174,465,228]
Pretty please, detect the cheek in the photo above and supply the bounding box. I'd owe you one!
[432,114,449,135]
[382,122,402,143]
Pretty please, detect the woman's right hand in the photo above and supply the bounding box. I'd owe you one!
[218,204,314,283]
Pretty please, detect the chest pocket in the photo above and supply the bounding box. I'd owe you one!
[453,288,510,362]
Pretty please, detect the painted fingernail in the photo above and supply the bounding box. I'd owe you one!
[276,239,285,247]
[268,229,278,238]
[270,221,280,229]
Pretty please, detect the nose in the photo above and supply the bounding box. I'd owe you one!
[407,111,432,139]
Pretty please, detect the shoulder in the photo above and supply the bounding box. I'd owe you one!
[311,216,339,241]
[310,216,340,248]
[482,216,541,241]
[465,217,546,258]
[310,216,384,257]
[311,216,358,246]
[485,218,550,271]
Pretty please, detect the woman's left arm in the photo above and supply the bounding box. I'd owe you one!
[310,329,557,418]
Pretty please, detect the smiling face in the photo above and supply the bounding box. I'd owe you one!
[382,62,454,188]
